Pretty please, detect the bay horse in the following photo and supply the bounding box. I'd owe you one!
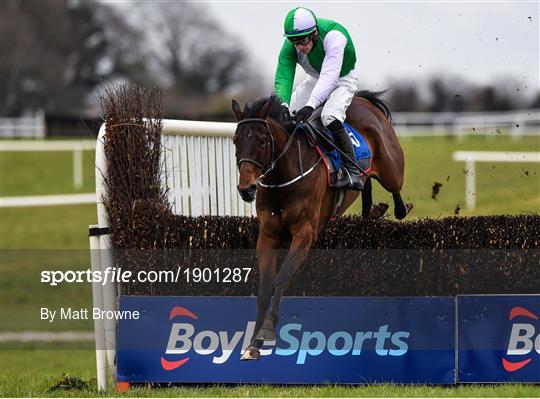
[231,91,412,360]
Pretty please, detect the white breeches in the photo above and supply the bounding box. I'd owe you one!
[289,68,359,127]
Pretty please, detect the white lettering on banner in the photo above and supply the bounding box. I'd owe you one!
[166,323,193,354]
[164,321,410,365]
[213,331,244,364]
[507,324,540,355]
[193,331,219,355]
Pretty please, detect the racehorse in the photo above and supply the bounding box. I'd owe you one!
[231,91,412,360]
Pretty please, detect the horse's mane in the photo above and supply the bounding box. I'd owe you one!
[244,96,291,127]
[245,91,393,127]
[355,90,392,122]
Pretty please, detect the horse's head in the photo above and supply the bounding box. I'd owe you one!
[231,97,273,203]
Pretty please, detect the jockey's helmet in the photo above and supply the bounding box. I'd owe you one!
[283,7,317,38]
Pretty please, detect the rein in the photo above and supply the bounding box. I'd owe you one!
[235,118,322,189]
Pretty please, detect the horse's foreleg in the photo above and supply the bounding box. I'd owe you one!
[241,231,279,361]
[256,222,315,341]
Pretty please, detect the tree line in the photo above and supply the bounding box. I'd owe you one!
[1,0,261,118]
[1,1,538,119]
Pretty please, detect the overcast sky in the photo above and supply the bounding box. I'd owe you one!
[204,1,539,97]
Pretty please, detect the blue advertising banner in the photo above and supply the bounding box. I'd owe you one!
[458,295,540,383]
[117,296,455,384]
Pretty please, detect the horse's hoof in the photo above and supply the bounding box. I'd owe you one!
[240,346,260,361]
[405,203,413,215]
[370,203,389,219]
[395,203,413,220]
[255,327,276,342]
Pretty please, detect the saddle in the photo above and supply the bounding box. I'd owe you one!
[301,107,373,188]
[298,108,373,218]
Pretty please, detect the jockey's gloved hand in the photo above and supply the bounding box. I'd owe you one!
[295,106,314,122]
[279,104,291,121]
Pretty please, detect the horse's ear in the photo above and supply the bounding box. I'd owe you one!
[232,99,244,121]
[258,97,272,119]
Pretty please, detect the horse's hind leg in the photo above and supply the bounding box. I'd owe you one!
[392,192,413,220]
[361,178,373,218]
[362,177,389,219]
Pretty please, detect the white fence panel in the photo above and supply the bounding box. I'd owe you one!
[0,110,46,138]
[452,151,540,209]
[153,119,253,217]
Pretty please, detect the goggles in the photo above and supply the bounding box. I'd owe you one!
[289,34,313,46]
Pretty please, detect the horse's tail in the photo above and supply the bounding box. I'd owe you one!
[355,90,392,123]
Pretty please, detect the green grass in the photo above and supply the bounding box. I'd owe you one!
[347,135,540,217]
[1,150,96,196]
[1,347,539,397]
[0,250,93,331]
[0,204,97,250]
[0,204,96,331]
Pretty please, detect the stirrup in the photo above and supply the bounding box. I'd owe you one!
[333,170,363,191]
[348,174,364,191]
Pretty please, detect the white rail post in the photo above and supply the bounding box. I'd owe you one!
[94,124,117,387]
[73,148,83,189]
[89,227,107,391]
[465,158,476,210]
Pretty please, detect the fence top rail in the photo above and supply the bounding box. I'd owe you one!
[393,109,540,120]
[452,151,540,162]
[161,119,236,137]
[1,139,96,151]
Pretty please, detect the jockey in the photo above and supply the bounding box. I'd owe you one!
[275,7,363,191]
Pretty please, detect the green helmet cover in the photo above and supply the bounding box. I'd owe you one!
[283,7,317,37]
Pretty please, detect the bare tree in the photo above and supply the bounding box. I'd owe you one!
[1,0,73,115]
[0,0,152,116]
[129,2,258,95]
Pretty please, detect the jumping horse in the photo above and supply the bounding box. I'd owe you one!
[231,91,412,360]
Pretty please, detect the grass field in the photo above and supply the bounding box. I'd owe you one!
[1,348,539,397]
[1,135,539,397]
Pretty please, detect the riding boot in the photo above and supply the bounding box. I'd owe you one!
[328,120,364,191]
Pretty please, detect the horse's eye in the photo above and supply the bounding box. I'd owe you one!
[259,140,266,147]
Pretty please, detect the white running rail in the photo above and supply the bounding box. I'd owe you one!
[452,151,540,209]
[1,140,96,189]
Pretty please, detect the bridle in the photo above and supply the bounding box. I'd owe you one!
[236,118,276,175]
[234,118,323,188]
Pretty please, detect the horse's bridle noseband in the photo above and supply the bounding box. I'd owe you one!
[235,118,276,175]
[234,118,322,188]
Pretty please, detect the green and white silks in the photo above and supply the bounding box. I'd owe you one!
[275,17,359,126]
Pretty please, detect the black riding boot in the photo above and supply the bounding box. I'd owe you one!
[328,120,364,191]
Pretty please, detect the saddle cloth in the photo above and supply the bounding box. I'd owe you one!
[324,122,372,172]
[305,111,373,187]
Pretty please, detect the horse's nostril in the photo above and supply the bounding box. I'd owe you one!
[238,184,257,203]
[238,184,257,194]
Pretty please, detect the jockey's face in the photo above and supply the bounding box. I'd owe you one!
[295,40,314,54]
[290,31,316,54]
